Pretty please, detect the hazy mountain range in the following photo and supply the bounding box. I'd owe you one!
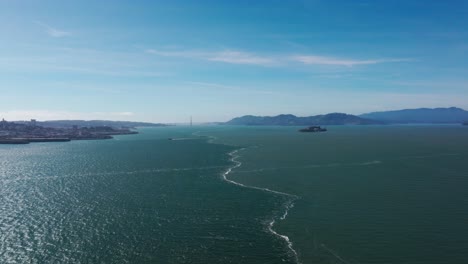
[225,107,468,126]
[359,107,468,124]
[225,113,381,126]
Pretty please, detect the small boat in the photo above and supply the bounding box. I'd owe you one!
[299,126,327,132]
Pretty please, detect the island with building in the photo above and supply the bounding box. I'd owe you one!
[0,119,141,144]
[299,126,327,132]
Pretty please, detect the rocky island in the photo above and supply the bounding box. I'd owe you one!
[299,126,327,132]
[0,119,139,144]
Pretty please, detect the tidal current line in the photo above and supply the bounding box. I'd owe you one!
[222,148,302,264]
[192,130,302,263]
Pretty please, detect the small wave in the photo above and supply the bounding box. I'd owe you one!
[169,137,200,141]
[359,160,382,166]
[397,153,460,160]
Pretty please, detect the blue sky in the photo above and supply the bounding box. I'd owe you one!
[1,0,468,122]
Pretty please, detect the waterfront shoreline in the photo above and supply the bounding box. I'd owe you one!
[0,133,136,144]
[0,120,139,144]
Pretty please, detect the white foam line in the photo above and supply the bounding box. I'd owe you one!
[222,149,298,198]
[280,201,295,221]
[169,137,199,141]
[222,148,301,264]
[268,217,301,264]
[192,130,219,144]
[193,131,301,263]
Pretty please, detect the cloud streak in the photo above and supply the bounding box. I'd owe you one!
[146,48,411,67]
[146,49,276,66]
[291,55,412,66]
[208,51,275,65]
[34,21,71,37]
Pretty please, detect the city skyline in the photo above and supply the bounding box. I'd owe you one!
[1,0,468,122]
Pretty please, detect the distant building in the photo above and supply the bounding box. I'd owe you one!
[30,119,37,127]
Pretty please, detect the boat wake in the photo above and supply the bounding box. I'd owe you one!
[192,131,218,144]
[223,149,302,264]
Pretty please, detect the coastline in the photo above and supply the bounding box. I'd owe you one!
[0,120,139,144]
[0,132,138,144]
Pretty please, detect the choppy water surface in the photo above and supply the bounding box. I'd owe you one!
[2,125,468,263]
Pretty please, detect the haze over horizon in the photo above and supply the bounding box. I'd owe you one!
[2,0,468,123]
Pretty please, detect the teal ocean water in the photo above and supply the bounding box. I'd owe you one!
[1,126,468,263]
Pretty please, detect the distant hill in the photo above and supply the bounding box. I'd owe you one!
[225,113,380,126]
[360,107,468,124]
[15,120,168,128]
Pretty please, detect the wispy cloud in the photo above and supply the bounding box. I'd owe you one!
[34,21,71,37]
[207,51,275,66]
[0,46,168,77]
[291,55,411,66]
[146,49,276,66]
[146,48,411,68]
